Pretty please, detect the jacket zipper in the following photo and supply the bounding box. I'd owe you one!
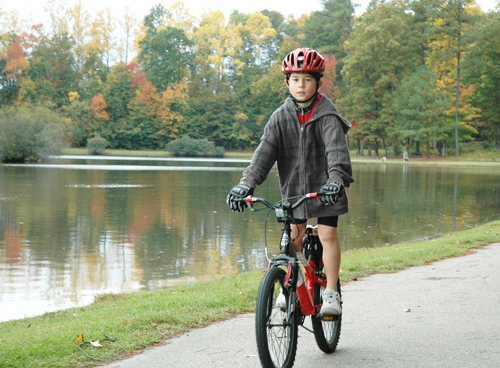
[298,120,308,219]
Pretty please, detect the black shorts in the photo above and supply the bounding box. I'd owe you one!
[293,216,339,228]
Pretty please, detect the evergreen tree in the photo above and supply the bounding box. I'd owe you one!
[392,66,449,158]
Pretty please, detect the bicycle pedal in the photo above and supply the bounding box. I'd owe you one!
[320,314,340,321]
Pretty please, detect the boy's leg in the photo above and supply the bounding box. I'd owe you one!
[318,224,341,292]
[290,223,307,252]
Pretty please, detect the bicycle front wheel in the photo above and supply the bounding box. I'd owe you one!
[311,280,342,353]
[255,266,298,368]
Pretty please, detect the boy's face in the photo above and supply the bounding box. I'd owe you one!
[285,72,323,106]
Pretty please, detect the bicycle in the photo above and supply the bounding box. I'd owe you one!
[238,193,342,368]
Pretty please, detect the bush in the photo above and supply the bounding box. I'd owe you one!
[87,135,108,155]
[167,136,225,157]
[0,105,64,162]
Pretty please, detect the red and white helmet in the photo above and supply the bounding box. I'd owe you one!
[282,48,325,75]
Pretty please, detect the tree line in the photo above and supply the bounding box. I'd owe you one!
[0,0,499,158]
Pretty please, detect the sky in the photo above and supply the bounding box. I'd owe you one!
[2,0,499,24]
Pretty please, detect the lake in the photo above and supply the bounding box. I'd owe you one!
[1,156,499,321]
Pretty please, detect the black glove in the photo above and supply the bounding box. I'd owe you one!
[226,182,254,212]
[320,182,344,205]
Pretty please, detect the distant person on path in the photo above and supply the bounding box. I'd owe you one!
[226,48,354,316]
[403,150,409,162]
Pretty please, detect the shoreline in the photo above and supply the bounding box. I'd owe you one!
[60,148,500,168]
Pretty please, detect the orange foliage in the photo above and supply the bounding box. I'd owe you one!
[90,93,110,121]
[157,82,186,137]
[3,229,24,264]
[126,62,148,88]
[318,54,339,100]
[136,80,159,117]
[2,42,30,80]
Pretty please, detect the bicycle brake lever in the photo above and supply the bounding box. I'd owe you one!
[244,196,256,210]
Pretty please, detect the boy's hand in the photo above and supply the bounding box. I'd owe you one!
[226,182,254,212]
[320,182,344,205]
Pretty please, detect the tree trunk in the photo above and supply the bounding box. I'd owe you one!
[454,31,461,157]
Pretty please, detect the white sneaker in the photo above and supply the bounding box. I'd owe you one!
[320,289,342,316]
[276,290,286,309]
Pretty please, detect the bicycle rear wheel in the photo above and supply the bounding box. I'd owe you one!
[311,279,342,353]
[255,266,298,368]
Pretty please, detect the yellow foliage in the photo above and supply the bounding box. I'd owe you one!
[69,91,81,102]
[165,2,196,36]
[295,14,310,28]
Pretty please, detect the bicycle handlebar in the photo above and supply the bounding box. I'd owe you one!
[241,192,321,210]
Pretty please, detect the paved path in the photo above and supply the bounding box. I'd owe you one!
[106,243,500,368]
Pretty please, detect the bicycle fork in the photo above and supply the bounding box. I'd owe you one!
[278,233,321,317]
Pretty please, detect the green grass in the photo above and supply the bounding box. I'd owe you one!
[1,220,499,367]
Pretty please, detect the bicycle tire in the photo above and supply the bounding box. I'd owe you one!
[311,279,342,353]
[255,266,299,368]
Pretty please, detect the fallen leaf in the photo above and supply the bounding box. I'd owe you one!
[90,340,102,347]
[404,308,411,313]
[75,334,84,344]
[455,240,460,244]
[123,316,127,322]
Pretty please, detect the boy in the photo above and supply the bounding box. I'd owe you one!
[226,48,354,315]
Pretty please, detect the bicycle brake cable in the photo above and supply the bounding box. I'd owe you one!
[262,196,303,262]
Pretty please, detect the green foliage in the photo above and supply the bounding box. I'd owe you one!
[463,11,500,146]
[167,135,224,157]
[392,66,449,158]
[87,134,108,155]
[138,26,193,91]
[0,104,64,162]
[341,1,420,152]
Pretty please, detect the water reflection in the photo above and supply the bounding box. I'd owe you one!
[0,158,499,321]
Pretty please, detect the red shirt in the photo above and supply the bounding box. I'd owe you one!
[297,95,322,125]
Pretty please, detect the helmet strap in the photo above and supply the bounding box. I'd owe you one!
[291,91,318,107]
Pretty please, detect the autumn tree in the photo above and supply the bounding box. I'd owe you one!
[69,0,91,83]
[90,8,116,69]
[318,54,339,100]
[0,38,30,103]
[44,0,71,36]
[118,6,138,64]
[463,11,500,146]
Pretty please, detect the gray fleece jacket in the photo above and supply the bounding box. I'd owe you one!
[241,94,354,219]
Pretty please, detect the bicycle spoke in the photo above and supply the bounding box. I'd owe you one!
[267,308,290,366]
